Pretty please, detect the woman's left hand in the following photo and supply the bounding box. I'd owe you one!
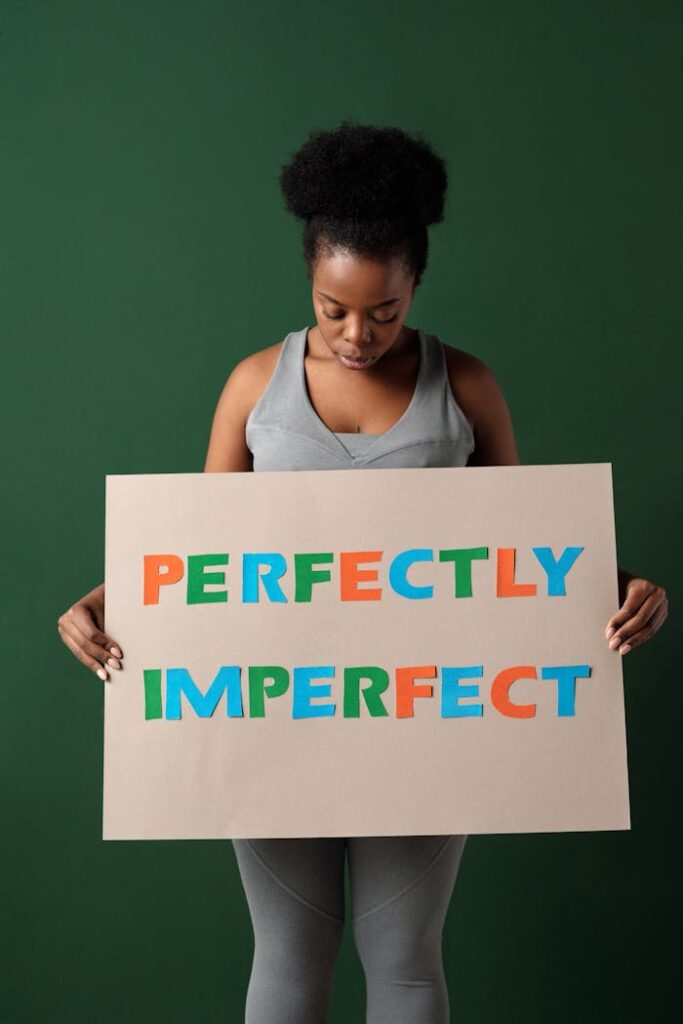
[605,575,668,655]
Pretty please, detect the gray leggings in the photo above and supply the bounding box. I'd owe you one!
[232,834,468,1023]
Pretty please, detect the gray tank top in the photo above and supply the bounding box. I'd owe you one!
[245,325,475,471]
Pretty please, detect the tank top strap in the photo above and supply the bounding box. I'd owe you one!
[245,328,307,435]
[388,328,474,452]
[411,326,446,413]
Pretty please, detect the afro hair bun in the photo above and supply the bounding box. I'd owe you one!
[279,118,448,226]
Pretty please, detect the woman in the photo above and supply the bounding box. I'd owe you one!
[58,119,668,1023]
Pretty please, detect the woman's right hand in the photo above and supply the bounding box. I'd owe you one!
[57,582,124,682]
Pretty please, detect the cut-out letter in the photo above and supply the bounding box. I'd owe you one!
[541,664,592,716]
[248,666,290,717]
[438,548,489,598]
[531,546,583,596]
[389,548,434,600]
[396,665,437,717]
[496,549,537,598]
[292,666,336,718]
[294,553,334,603]
[343,667,390,717]
[242,554,288,603]
[491,665,537,718]
[143,668,163,720]
[441,666,484,717]
[187,554,229,604]
[143,554,184,605]
[165,666,243,719]
[340,551,383,601]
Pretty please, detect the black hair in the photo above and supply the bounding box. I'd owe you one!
[278,118,448,281]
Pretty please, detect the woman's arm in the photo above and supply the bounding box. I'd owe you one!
[443,345,668,655]
[203,359,256,473]
[57,580,123,683]
[57,350,273,682]
[443,345,519,467]
[203,348,279,473]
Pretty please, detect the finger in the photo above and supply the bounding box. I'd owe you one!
[605,592,645,636]
[59,624,112,681]
[607,592,663,648]
[88,597,106,634]
[63,605,124,660]
[608,592,665,648]
[58,616,122,672]
[616,604,669,654]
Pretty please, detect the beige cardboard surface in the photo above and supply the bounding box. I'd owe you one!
[103,464,630,839]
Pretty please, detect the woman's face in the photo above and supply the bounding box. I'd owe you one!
[311,249,420,371]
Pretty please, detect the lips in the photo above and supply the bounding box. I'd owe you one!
[341,353,373,365]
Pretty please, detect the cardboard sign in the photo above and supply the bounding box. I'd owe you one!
[102,464,631,839]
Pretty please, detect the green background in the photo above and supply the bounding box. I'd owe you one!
[2,1,680,1021]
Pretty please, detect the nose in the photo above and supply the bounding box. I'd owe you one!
[343,318,372,346]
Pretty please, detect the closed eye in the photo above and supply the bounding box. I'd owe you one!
[324,312,398,324]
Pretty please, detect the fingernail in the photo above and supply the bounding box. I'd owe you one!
[106,658,120,669]
[606,626,615,640]
[97,668,107,681]
[110,645,122,659]
[619,644,631,655]
[609,636,621,649]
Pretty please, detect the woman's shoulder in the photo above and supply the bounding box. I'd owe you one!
[440,339,496,383]
[205,336,287,446]
[222,336,288,413]
[234,335,287,378]
[204,336,291,472]
[439,341,510,433]
[440,340,518,464]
